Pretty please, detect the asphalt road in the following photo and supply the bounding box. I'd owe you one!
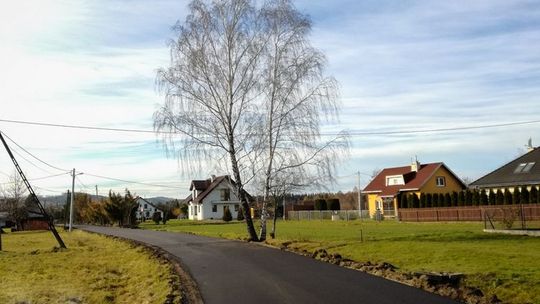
[80,225,457,304]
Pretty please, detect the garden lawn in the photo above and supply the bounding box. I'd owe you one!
[0,229,176,304]
[142,219,540,304]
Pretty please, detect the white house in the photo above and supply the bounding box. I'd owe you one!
[135,197,163,221]
[186,175,248,220]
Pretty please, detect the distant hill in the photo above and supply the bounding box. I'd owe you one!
[38,193,178,207]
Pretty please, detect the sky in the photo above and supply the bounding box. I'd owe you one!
[0,0,539,199]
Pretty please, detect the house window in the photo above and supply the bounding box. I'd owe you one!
[221,189,231,201]
[436,176,446,187]
[514,162,535,173]
[234,204,239,212]
[144,204,147,209]
[386,175,404,186]
[212,205,217,212]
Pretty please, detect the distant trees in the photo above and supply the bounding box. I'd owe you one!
[0,172,29,229]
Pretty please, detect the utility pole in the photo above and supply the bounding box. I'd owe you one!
[95,185,98,197]
[69,168,75,232]
[357,171,362,220]
[69,169,83,232]
[0,131,66,248]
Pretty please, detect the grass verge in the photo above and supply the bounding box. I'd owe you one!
[141,219,540,304]
[0,229,179,304]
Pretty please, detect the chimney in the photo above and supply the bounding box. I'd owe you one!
[211,174,216,182]
[411,157,420,172]
[526,138,534,153]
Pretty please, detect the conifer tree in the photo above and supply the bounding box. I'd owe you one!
[419,193,426,208]
[444,193,451,207]
[512,187,520,205]
[504,189,513,205]
[480,189,488,206]
[488,189,496,205]
[411,193,420,208]
[465,190,473,206]
[472,190,480,206]
[432,193,439,207]
[520,186,529,205]
[529,186,538,204]
[458,191,465,206]
[438,193,445,207]
[451,191,458,207]
[496,189,504,205]
[426,193,432,208]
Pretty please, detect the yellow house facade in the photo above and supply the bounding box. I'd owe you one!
[363,161,466,217]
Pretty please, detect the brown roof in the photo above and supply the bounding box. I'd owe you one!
[363,162,463,197]
[192,175,230,203]
[470,147,540,188]
[189,175,253,204]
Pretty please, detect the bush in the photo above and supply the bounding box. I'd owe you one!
[327,198,340,210]
[223,207,232,222]
[152,212,162,225]
[314,199,327,210]
[236,206,244,221]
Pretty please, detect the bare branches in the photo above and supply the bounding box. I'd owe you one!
[154,0,348,242]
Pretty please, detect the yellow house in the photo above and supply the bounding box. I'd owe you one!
[363,161,466,217]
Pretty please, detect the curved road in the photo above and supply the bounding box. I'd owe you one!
[80,225,456,304]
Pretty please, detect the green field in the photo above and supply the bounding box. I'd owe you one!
[142,219,540,303]
[0,229,178,304]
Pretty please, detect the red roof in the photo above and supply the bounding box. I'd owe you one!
[363,162,458,197]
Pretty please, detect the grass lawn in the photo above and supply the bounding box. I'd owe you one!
[142,219,540,304]
[0,229,177,304]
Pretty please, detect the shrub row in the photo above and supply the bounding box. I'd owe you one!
[399,186,540,208]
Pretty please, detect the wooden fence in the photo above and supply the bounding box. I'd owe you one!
[398,204,540,222]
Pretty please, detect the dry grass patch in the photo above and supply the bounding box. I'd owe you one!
[0,229,177,304]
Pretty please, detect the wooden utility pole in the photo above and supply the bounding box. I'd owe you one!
[0,131,66,248]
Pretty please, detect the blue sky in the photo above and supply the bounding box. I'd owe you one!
[1,0,539,198]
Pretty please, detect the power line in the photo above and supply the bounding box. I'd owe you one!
[0,172,69,185]
[1,131,70,172]
[81,172,184,189]
[1,118,540,136]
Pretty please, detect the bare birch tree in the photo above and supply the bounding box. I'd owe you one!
[256,0,348,240]
[155,0,347,242]
[154,0,265,241]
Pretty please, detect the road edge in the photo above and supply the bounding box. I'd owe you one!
[80,228,204,304]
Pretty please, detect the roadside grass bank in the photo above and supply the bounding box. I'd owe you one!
[0,229,179,304]
[141,219,540,304]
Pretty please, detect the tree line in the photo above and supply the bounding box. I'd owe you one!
[399,186,540,209]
